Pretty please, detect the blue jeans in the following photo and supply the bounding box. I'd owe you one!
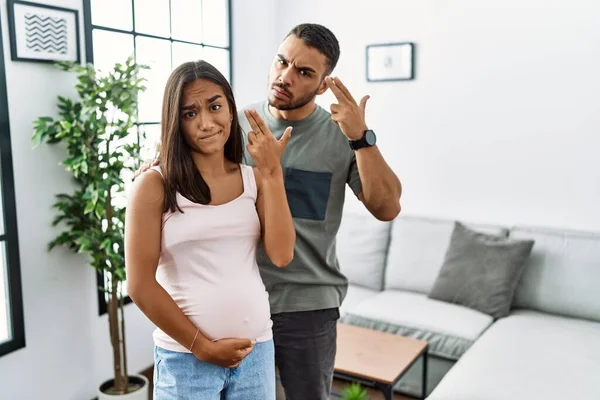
[154,340,275,400]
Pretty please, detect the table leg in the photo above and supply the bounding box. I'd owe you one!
[380,384,394,400]
[421,347,428,400]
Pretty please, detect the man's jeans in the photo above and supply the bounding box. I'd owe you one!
[272,308,340,400]
[153,340,275,400]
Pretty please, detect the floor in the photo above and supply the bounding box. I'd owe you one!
[330,379,417,400]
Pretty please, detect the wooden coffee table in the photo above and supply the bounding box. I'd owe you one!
[334,323,429,400]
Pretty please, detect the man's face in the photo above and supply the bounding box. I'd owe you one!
[267,35,329,111]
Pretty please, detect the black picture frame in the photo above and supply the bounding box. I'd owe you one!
[366,42,415,82]
[7,0,81,63]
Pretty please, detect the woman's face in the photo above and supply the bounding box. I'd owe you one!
[179,79,232,156]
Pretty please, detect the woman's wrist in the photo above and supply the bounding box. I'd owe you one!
[260,165,284,182]
[189,329,199,351]
[190,332,213,361]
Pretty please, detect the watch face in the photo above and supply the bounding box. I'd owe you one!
[365,130,377,145]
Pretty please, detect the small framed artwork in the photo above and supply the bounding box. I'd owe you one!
[7,0,81,63]
[366,42,415,82]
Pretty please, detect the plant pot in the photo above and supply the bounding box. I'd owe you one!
[98,374,149,400]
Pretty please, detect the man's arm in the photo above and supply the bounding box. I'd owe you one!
[355,147,401,221]
[327,76,401,221]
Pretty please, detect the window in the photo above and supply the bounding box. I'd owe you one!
[83,0,232,314]
[0,17,25,357]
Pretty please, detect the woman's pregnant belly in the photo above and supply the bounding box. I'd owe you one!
[153,275,273,352]
[182,284,272,341]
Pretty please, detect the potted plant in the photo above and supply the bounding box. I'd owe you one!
[342,382,369,400]
[32,56,149,399]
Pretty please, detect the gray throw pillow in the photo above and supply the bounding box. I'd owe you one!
[428,222,534,319]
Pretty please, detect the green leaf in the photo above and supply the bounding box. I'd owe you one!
[59,120,72,131]
[77,236,91,253]
[341,383,369,400]
[114,268,126,281]
[100,238,112,250]
[91,189,99,205]
[84,200,95,214]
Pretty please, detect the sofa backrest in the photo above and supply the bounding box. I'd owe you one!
[384,215,508,294]
[336,212,392,291]
[510,226,600,322]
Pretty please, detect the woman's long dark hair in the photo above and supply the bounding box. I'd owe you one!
[159,60,243,213]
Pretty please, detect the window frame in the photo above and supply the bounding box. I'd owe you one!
[0,12,26,357]
[82,0,233,315]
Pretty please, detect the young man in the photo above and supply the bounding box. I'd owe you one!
[240,24,401,399]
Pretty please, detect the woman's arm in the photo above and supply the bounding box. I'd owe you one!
[125,171,253,366]
[254,167,296,267]
[244,108,296,268]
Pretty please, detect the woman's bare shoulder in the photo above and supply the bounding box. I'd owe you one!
[129,169,165,206]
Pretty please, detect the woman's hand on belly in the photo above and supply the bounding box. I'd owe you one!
[194,337,256,368]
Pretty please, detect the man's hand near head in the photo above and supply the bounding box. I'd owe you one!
[134,159,160,180]
[325,76,370,140]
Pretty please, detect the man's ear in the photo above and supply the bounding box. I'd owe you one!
[316,76,330,95]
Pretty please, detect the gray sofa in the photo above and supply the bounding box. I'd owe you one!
[336,212,600,399]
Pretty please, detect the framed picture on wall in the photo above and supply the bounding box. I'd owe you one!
[366,42,415,82]
[7,0,81,63]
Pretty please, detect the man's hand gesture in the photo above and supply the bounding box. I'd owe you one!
[326,76,370,141]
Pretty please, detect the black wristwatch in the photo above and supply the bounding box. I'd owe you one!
[348,129,377,150]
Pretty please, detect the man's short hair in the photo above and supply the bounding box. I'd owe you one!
[287,23,340,75]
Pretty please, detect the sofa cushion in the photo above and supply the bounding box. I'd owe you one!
[343,290,493,360]
[511,227,600,322]
[385,215,508,294]
[428,310,600,400]
[428,222,534,319]
[336,212,392,290]
[339,284,380,319]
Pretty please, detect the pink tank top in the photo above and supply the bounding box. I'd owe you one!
[150,164,272,352]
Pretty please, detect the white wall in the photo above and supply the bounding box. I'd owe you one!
[0,1,155,399]
[270,0,600,232]
[0,0,278,398]
[231,0,279,107]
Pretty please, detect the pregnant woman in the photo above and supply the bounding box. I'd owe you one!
[125,60,295,400]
